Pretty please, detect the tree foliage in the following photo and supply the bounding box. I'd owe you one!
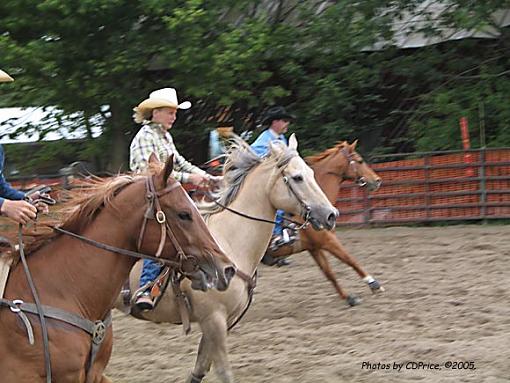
[0,0,509,173]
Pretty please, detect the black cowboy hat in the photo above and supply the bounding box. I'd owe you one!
[262,106,296,125]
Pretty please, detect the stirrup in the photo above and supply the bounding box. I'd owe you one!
[134,292,155,311]
[269,228,297,251]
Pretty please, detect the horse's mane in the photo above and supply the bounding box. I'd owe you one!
[305,141,348,165]
[199,137,296,218]
[5,175,138,260]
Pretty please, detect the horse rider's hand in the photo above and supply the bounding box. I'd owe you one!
[26,191,53,214]
[25,191,53,214]
[188,173,210,187]
[0,199,38,225]
[207,176,223,191]
[33,201,50,214]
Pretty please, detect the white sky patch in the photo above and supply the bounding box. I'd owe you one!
[0,107,105,144]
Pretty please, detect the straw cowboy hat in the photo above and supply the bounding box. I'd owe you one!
[261,105,295,125]
[0,69,14,82]
[133,87,191,123]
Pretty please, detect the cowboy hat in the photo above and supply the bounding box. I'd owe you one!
[262,105,295,125]
[134,88,191,119]
[0,69,14,82]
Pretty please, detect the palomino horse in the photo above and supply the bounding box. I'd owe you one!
[0,156,235,383]
[121,135,338,383]
[268,140,384,305]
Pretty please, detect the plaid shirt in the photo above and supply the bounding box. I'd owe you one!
[129,122,207,183]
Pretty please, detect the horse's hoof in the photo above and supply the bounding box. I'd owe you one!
[368,279,385,293]
[346,294,362,306]
[187,373,205,383]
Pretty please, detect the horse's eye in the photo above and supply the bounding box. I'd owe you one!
[292,175,303,182]
[178,212,192,221]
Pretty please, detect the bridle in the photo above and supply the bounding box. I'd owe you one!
[136,176,200,273]
[52,175,201,274]
[328,147,368,187]
[208,154,312,228]
[280,163,312,224]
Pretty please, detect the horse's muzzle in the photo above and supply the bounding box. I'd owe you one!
[187,256,236,292]
[308,205,338,231]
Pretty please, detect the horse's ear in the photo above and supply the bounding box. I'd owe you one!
[269,141,284,157]
[288,133,298,151]
[349,139,358,152]
[162,154,174,183]
[148,152,160,166]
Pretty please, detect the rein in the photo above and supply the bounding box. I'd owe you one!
[16,223,52,383]
[51,177,196,272]
[202,159,312,229]
[51,226,181,267]
[207,194,305,227]
[227,270,257,331]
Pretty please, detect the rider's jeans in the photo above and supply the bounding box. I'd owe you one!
[140,259,162,287]
[273,210,284,236]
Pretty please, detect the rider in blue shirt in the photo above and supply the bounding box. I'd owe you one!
[250,106,296,266]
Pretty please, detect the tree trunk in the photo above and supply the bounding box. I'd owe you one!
[107,102,133,172]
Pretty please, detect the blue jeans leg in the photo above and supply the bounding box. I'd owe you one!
[139,259,162,287]
[273,210,284,236]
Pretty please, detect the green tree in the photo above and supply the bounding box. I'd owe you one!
[1,0,509,173]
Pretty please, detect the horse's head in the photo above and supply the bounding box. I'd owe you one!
[267,134,338,231]
[336,140,382,192]
[136,155,236,292]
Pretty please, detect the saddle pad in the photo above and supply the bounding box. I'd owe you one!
[0,256,12,299]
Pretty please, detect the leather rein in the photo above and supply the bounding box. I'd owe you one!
[55,176,199,272]
[205,159,312,229]
[199,157,310,331]
[0,175,196,383]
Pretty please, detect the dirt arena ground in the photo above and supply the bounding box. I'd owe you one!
[106,224,510,383]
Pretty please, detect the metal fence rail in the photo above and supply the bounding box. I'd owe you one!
[336,147,510,225]
[7,148,510,226]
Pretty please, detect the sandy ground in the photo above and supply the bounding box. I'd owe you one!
[106,224,510,383]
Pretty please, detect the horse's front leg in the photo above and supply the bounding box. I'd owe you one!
[186,336,212,383]
[310,249,361,306]
[322,232,384,293]
[187,311,233,383]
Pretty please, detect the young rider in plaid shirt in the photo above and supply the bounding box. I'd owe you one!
[130,87,219,310]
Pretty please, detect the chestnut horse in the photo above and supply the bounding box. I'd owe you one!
[267,140,384,305]
[120,135,338,383]
[0,156,235,383]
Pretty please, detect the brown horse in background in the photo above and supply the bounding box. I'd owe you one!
[267,140,384,305]
[0,156,234,383]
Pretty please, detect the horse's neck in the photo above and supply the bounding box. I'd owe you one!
[13,214,136,320]
[312,155,345,203]
[209,167,276,275]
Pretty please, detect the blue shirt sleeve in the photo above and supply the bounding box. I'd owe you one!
[0,145,25,208]
[250,130,287,157]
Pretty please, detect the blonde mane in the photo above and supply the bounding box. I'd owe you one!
[199,138,297,218]
[305,141,348,165]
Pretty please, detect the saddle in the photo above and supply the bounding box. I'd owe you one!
[269,221,299,252]
[122,267,192,334]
